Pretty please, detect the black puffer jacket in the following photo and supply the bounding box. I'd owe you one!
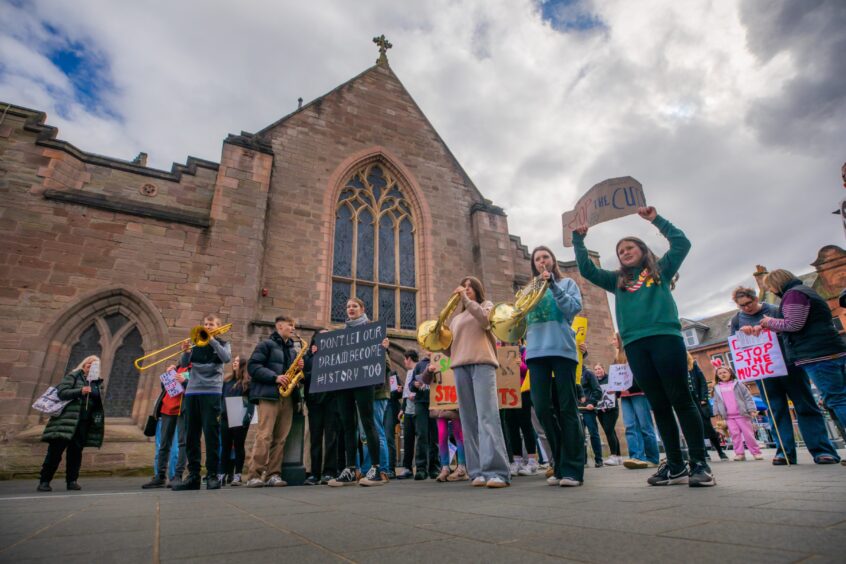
[42,370,105,447]
[247,332,299,405]
[580,368,603,407]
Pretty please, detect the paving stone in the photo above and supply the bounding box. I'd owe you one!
[662,521,846,556]
[756,499,846,513]
[159,527,303,560]
[346,537,580,563]
[648,504,846,527]
[162,544,348,564]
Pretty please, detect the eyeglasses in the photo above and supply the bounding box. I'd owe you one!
[736,300,756,309]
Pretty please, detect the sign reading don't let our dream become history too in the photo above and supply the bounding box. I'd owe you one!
[309,320,387,393]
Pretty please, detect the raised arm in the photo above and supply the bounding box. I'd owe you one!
[652,214,692,281]
[572,229,617,292]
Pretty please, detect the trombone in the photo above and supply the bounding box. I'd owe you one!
[134,323,232,371]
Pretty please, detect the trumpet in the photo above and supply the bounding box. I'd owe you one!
[133,323,232,371]
[489,275,549,343]
[417,292,461,352]
[279,335,308,398]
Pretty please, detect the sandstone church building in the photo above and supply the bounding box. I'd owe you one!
[0,41,614,476]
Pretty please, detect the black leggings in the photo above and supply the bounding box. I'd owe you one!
[699,407,725,455]
[527,356,585,481]
[336,386,380,468]
[625,335,706,468]
[307,399,339,477]
[220,421,248,477]
[505,391,537,458]
[597,408,621,456]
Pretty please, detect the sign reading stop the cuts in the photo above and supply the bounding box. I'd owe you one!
[310,320,387,393]
[429,346,522,410]
[561,176,647,247]
[727,329,788,382]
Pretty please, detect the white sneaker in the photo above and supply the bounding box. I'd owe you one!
[244,478,265,488]
[509,461,521,475]
[486,476,509,488]
[266,475,287,487]
[547,475,559,486]
[559,477,582,487]
[472,476,487,487]
[603,457,620,466]
[518,459,539,476]
[230,474,242,486]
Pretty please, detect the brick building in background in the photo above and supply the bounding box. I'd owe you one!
[0,51,615,476]
[684,246,846,389]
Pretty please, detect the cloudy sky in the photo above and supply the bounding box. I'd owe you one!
[2,0,844,320]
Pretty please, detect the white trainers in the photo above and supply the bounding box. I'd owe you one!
[230,473,243,486]
[518,459,539,476]
[509,461,521,475]
[472,476,487,487]
[603,456,621,466]
[547,475,560,486]
[244,478,265,488]
[559,477,582,487]
[359,466,385,487]
[266,475,287,487]
[486,476,509,488]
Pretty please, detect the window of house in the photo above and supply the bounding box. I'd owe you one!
[331,163,417,330]
[683,328,699,347]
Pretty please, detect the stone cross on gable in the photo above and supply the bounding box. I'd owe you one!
[373,34,392,65]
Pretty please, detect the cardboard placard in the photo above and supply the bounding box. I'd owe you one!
[495,346,522,409]
[429,353,459,410]
[562,176,646,247]
[310,320,387,393]
[728,330,788,382]
[606,364,633,391]
[597,384,617,410]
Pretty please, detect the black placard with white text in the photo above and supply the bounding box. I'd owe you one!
[310,320,387,393]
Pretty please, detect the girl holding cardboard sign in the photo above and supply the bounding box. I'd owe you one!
[573,207,714,488]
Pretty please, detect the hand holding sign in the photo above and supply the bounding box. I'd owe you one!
[562,176,646,247]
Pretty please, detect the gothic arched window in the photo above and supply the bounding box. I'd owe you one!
[331,163,417,329]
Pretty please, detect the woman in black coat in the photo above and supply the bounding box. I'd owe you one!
[38,355,105,492]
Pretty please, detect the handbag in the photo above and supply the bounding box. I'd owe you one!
[143,415,158,437]
[32,386,72,416]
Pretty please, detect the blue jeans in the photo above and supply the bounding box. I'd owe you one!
[154,417,183,480]
[581,410,603,463]
[621,395,659,464]
[757,364,840,463]
[803,357,846,430]
[372,399,390,473]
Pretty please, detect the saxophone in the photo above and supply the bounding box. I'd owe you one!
[279,335,308,398]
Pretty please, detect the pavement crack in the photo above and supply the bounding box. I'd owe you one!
[152,500,160,564]
[0,501,95,556]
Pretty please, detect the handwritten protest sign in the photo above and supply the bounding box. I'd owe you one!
[606,364,634,391]
[572,316,588,384]
[429,347,523,409]
[561,176,646,247]
[728,329,788,382]
[597,384,617,410]
[225,396,257,428]
[310,320,387,393]
[430,353,459,410]
[160,369,184,398]
[496,346,522,409]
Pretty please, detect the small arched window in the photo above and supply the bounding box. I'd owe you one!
[331,162,417,329]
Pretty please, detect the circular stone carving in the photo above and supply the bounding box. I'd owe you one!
[140,183,158,197]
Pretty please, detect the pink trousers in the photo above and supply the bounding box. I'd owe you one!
[726,416,761,456]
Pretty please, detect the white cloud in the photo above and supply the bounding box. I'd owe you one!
[2,0,843,319]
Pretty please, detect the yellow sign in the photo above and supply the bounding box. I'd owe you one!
[572,316,588,384]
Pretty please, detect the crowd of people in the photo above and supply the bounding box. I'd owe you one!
[35,207,846,492]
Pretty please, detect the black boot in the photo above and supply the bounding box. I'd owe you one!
[37,482,52,492]
[142,476,167,489]
[172,474,201,491]
[66,481,81,491]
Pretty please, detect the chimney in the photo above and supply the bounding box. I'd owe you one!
[132,152,148,166]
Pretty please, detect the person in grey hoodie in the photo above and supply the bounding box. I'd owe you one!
[173,315,231,491]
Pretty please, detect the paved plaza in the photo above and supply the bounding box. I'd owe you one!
[0,449,844,564]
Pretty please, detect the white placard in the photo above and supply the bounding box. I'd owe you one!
[606,364,633,391]
[728,329,788,382]
[225,396,257,428]
[159,369,184,398]
[597,384,617,410]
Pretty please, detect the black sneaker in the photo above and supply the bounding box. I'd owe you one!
[359,466,386,487]
[303,475,319,486]
[396,469,413,480]
[414,471,427,480]
[320,474,333,485]
[647,461,689,486]
[66,481,81,491]
[172,474,201,491]
[594,460,603,468]
[142,476,166,489]
[328,467,358,487]
[688,462,716,487]
[718,452,729,461]
[206,477,221,490]
[37,482,52,492]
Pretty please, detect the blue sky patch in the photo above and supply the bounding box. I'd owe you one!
[538,0,606,32]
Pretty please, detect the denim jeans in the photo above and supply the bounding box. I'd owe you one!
[757,364,840,463]
[581,410,603,463]
[621,395,659,464]
[372,399,389,473]
[802,357,846,430]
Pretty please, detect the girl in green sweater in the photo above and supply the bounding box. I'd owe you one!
[573,206,714,488]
